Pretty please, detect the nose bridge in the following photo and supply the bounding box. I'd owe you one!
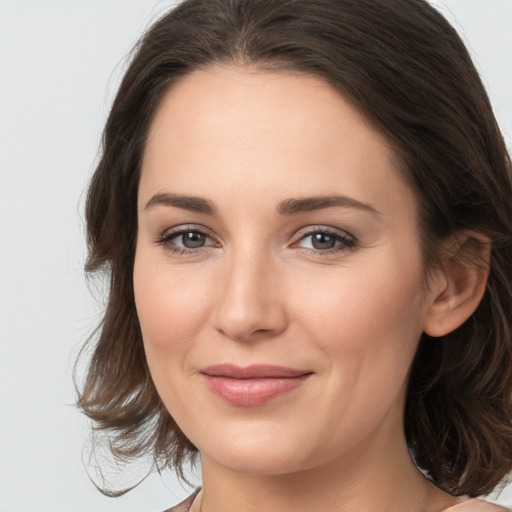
[213,240,286,341]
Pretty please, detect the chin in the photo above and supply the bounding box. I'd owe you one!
[196,422,316,475]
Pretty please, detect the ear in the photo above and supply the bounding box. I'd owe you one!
[423,232,491,338]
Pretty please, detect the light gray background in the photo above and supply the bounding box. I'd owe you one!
[0,1,511,511]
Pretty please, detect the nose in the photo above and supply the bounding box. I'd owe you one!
[212,250,288,343]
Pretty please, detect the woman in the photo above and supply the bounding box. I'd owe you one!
[77,0,512,510]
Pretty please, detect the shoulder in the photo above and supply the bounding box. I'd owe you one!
[162,489,201,512]
[444,498,511,511]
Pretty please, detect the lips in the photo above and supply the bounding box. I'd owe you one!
[200,364,313,407]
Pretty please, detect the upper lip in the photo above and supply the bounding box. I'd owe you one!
[200,364,312,379]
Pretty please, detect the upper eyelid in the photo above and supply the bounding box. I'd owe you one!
[155,224,356,246]
[294,225,356,241]
[159,224,215,237]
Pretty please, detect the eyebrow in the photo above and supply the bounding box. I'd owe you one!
[276,194,379,216]
[144,192,378,216]
[145,192,217,215]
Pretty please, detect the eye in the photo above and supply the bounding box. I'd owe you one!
[175,231,209,249]
[294,228,356,254]
[154,226,218,254]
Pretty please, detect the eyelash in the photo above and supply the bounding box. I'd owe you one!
[293,226,356,256]
[154,225,357,256]
[154,225,218,255]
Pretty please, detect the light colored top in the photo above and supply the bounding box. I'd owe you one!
[163,489,511,512]
[444,499,510,511]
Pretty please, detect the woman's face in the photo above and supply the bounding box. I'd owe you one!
[134,66,438,475]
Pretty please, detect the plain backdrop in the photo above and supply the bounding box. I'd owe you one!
[0,1,511,511]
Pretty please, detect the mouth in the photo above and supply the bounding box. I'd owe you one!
[200,364,313,407]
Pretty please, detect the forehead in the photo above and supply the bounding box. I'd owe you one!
[140,66,415,221]
[144,65,391,165]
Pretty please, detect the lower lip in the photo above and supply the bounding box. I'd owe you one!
[202,374,311,407]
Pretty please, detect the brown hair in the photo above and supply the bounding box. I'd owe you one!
[77,0,512,497]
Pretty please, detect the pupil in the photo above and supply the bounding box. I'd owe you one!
[182,232,205,248]
[312,233,335,250]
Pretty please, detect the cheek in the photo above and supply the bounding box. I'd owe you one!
[133,252,214,360]
[291,255,426,380]
[291,260,427,444]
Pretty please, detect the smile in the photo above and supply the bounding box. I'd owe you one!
[200,364,313,407]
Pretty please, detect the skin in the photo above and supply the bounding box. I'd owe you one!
[134,66,477,512]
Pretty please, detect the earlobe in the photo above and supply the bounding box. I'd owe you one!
[423,233,491,338]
